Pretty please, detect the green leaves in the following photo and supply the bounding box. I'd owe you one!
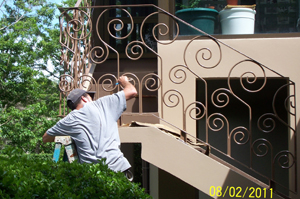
[0,0,62,154]
[0,154,151,199]
[1,99,59,154]
[177,0,202,9]
[0,0,61,107]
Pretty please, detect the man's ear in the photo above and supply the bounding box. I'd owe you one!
[81,95,88,103]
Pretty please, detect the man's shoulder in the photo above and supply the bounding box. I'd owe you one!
[61,110,79,121]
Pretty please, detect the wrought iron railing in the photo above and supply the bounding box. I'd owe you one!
[58,3,297,198]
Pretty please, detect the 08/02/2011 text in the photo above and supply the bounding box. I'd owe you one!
[209,186,273,198]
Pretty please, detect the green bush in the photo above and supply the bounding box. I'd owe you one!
[0,153,151,199]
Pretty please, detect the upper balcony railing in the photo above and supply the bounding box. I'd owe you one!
[58,3,297,199]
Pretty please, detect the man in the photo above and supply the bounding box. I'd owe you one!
[43,76,137,180]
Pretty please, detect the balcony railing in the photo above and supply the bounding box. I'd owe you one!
[58,3,297,198]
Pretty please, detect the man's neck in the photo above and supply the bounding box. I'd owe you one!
[76,101,84,110]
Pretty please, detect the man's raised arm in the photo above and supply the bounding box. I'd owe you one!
[118,76,137,100]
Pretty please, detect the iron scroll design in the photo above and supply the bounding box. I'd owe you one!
[58,4,297,197]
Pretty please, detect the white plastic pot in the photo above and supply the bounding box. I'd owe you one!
[219,8,256,35]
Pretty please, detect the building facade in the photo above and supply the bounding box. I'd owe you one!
[58,1,300,198]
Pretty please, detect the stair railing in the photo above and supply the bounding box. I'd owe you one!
[57,3,297,198]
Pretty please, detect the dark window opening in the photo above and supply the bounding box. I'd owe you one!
[196,77,290,195]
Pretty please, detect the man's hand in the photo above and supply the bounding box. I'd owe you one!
[118,76,137,100]
[118,75,130,85]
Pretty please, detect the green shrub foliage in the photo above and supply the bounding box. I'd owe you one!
[0,153,151,199]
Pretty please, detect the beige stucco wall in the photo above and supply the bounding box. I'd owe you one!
[120,126,284,199]
[158,35,300,198]
[158,36,300,134]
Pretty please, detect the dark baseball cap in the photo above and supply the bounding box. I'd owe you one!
[67,89,96,110]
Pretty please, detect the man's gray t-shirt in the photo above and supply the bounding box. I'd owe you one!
[47,91,131,172]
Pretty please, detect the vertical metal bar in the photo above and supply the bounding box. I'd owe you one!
[292,83,297,192]
[63,94,66,116]
[180,130,187,142]
[59,92,62,116]
[139,79,143,114]
[142,160,150,194]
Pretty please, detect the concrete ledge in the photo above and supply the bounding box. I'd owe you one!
[119,126,283,199]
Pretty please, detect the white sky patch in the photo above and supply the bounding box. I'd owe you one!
[2,0,78,81]
[44,0,63,80]
[46,59,59,81]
